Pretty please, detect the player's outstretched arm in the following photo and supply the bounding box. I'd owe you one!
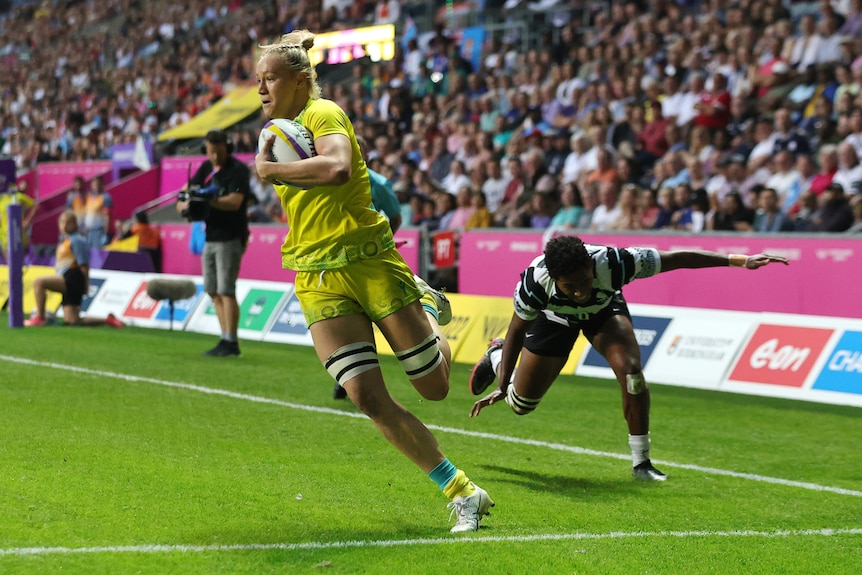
[470,314,532,418]
[658,250,789,272]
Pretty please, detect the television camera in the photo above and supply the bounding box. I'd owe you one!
[178,183,219,221]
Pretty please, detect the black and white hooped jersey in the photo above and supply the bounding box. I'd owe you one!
[513,245,662,326]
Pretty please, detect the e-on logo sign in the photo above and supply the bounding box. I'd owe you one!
[729,324,833,387]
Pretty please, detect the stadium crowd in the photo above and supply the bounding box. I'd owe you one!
[2,0,862,236]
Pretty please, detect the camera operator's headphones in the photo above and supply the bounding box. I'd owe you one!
[202,129,234,155]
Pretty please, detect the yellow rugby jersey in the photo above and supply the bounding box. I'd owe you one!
[274,99,394,271]
[0,192,36,249]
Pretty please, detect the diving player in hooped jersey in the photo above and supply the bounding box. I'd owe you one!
[253,29,493,533]
[468,235,788,480]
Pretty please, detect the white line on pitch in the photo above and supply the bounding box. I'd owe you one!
[1,528,860,557]
[2,355,860,499]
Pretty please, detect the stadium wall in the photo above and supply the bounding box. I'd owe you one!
[458,230,862,319]
[158,224,422,283]
[158,223,860,319]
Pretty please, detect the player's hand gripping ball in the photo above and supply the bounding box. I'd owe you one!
[258,119,317,185]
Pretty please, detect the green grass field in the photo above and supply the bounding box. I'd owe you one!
[0,316,860,574]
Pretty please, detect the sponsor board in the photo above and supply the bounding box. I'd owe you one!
[79,272,204,329]
[644,309,753,390]
[63,270,862,408]
[578,314,672,379]
[0,265,9,308]
[372,292,485,359]
[185,283,254,337]
[727,324,834,388]
[22,266,63,316]
[151,279,205,330]
[811,330,862,397]
[86,270,143,319]
[264,289,313,346]
[80,277,106,313]
[449,294,512,364]
[123,282,160,321]
[184,279,288,340]
[238,287,289,340]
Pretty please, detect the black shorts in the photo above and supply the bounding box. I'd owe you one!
[62,268,87,307]
[523,293,631,358]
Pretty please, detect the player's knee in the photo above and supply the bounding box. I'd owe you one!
[626,372,648,395]
[412,375,449,401]
[505,385,540,415]
[324,341,379,387]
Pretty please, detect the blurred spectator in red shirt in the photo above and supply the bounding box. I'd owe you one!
[495,156,526,226]
[810,145,840,197]
[584,148,619,189]
[694,73,732,131]
[637,101,671,161]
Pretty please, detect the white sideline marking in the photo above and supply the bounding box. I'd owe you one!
[1,528,860,557]
[2,355,861,499]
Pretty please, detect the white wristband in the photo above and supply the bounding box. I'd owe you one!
[729,254,747,267]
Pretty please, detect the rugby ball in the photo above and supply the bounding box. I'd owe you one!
[258,119,317,164]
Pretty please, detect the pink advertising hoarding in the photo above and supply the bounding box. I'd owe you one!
[159,154,255,197]
[459,231,862,319]
[36,161,112,200]
[160,224,420,283]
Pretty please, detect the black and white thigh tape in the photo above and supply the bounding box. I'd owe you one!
[506,385,540,415]
[324,342,379,386]
[396,334,443,380]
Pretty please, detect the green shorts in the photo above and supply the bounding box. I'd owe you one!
[294,249,422,326]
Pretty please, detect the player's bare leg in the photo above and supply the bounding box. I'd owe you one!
[592,315,666,481]
[505,349,566,414]
[313,312,493,532]
[32,275,65,320]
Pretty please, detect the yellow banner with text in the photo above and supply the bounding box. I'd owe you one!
[374,293,587,376]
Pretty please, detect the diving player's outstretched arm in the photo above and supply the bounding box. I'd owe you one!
[658,250,789,272]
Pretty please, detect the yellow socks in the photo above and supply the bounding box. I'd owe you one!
[442,469,476,499]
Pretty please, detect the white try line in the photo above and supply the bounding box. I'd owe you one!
[2,354,861,499]
[1,528,860,557]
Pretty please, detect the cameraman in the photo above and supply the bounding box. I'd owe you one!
[176,129,252,357]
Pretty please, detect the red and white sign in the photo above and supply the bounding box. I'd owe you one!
[123,282,159,319]
[433,230,457,268]
[728,324,834,387]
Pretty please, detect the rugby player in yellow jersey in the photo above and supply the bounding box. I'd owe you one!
[253,29,493,533]
[0,182,37,256]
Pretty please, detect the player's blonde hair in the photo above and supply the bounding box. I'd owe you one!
[259,29,322,100]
